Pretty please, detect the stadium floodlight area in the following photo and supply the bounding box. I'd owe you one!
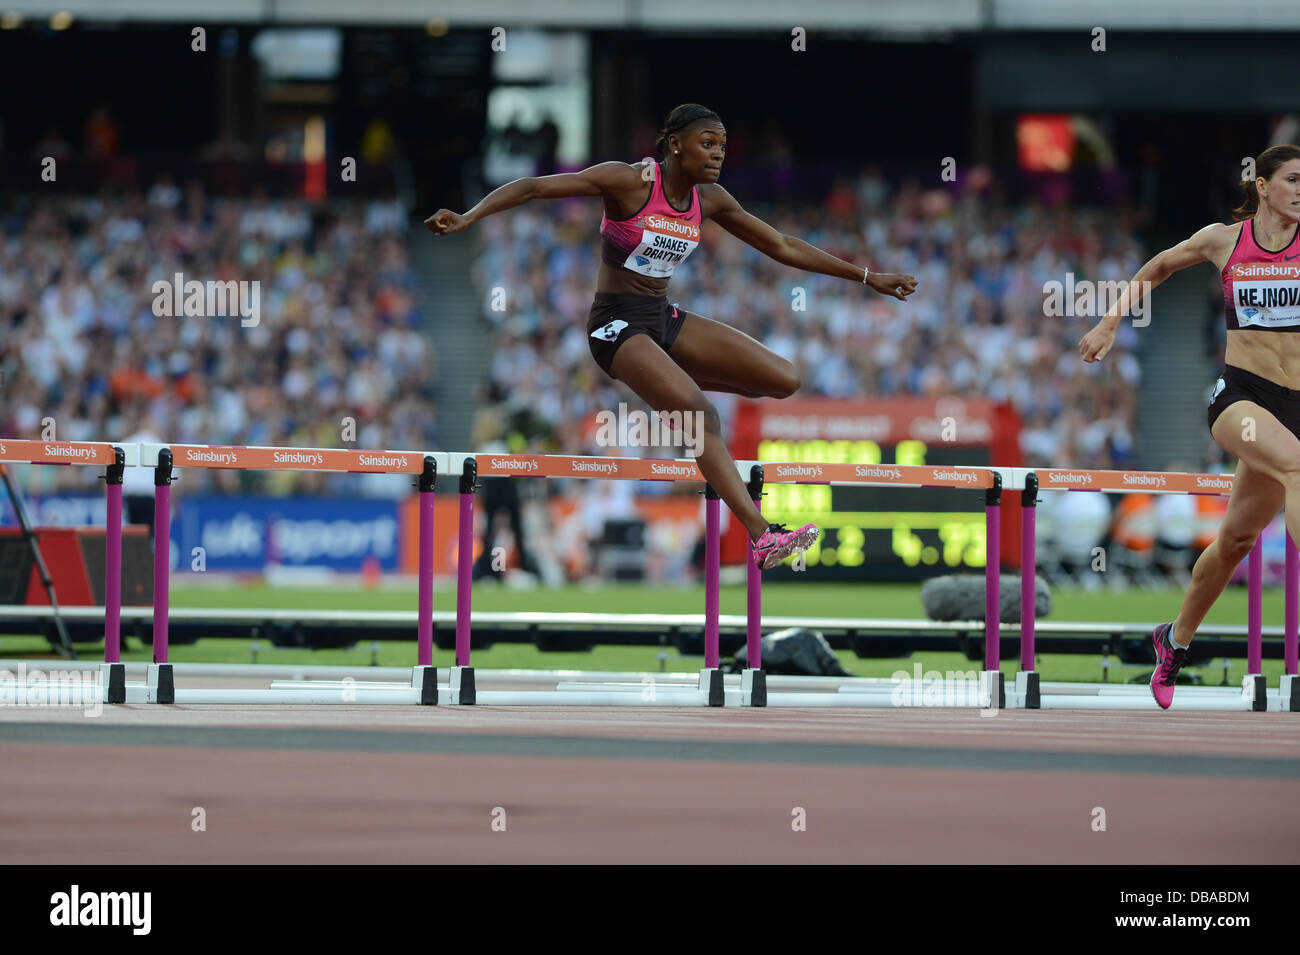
[0,440,1295,711]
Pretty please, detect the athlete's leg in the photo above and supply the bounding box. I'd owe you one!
[1170,399,1300,644]
[609,333,770,541]
[668,312,801,398]
[1172,456,1283,644]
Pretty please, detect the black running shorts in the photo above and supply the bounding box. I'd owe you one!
[586,293,686,379]
[1207,364,1300,439]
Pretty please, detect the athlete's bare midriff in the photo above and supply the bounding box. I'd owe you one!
[595,260,671,297]
[594,162,714,297]
[1225,332,1300,389]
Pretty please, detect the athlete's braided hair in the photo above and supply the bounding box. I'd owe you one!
[1233,144,1300,222]
[654,104,723,158]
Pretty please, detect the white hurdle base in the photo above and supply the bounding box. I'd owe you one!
[1282,674,1299,712]
[5,659,1286,710]
[147,663,174,704]
[741,669,766,707]
[449,666,475,705]
[1027,681,1280,711]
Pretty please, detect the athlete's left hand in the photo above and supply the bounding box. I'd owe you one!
[867,272,918,301]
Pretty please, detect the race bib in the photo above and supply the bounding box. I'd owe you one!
[622,214,701,278]
[1231,262,1300,328]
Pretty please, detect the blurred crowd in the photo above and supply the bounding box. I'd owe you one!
[0,182,432,494]
[469,166,1147,470]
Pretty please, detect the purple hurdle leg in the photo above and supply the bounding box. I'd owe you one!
[982,472,1003,708]
[742,467,766,707]
[1286,533,1299,711]
[1287,532,1298,677]
[102,448,127,704]
[153,469,171,665]
[1018,473,1040,708]
[1245,537,1267,711]
[747,516,762,670]
[704,491,720,670]
[1020,475,1037,672]
[451,457,478,704]
[698,485,723,707]
[149,448,175,704]
[456,470,474,668]
[417,457,436,668]
[105,453,124,664]
[1247,538,1263,675]
[984,475,1002,671]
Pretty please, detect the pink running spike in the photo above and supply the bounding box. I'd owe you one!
[1150,623,1188,710]
[752,523,819,571]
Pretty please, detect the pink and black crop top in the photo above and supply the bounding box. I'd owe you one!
[599,160,703,279]
[1222,219,1300,331]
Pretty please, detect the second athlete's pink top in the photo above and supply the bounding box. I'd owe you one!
[1222,219,1300,331]
[599,159,703,279]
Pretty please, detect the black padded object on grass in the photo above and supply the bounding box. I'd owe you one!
[920,574,1052,624]
[729,627,851,676]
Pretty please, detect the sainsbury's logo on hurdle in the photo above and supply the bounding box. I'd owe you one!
[595,403,704,457]
[778,464,825,478]
[1122,472,1167,487]
[489,457,540,472]
[272,450,326,466]
[182,448,239,465]
[854,465,902,480]
[1044,470,1094,486]
[33,444,97,460]
[151,272,260,327]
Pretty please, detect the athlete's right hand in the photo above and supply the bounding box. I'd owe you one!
[1078,320,1117,363]
[424,209,469,235]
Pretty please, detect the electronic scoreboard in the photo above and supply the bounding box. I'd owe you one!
[727,397,1022,580]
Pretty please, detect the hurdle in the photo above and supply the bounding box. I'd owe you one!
[0,440,136,703]
[450,451,1007,708]
[129,444,447,704]
[1012,467,1297,712]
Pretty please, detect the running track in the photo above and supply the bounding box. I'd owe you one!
[1,704,1296,863]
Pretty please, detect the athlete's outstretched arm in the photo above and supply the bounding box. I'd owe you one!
[706,184,917,301]
[424,162,632,235]
[1078,222,1229,362]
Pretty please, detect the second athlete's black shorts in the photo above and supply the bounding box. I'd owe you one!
[1207,364,1300,439]
[586,292,686,379]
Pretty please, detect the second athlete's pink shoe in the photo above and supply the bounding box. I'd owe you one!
[753,523,819,570]
[1150,622,1189,710]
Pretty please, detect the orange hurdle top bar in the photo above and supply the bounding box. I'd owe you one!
[0,440,135,466]
[471,453,998,488]
[114,446,1236,496]
[143,444,430,474]
[1034,468,1234,495]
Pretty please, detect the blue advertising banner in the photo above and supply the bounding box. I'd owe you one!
[1,495,402,572]
[174,497,401,572]
[0,494,106,527]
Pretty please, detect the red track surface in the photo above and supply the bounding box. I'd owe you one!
[2,705,1296,863]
